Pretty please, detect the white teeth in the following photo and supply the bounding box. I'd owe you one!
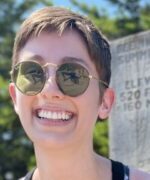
[62,112,66,120]
[37,110,72,121]
[58,113,61,119]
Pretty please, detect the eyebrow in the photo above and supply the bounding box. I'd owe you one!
[62,56,90,69]
[23,55,45,63]
[22,55,90,69]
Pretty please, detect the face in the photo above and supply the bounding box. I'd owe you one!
[9,30,114,150]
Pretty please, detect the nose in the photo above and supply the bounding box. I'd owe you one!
[39,72,65,100]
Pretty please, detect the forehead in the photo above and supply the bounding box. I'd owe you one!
[18,30,97,74]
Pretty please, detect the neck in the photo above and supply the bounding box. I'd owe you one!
[33,143,104,180]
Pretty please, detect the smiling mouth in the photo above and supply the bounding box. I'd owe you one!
[36,109,74,122]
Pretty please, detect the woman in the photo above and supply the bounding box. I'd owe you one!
[9,6,150,180]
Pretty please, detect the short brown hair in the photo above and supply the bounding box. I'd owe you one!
[12,6,111,85]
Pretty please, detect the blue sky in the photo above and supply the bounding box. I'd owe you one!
[51,0,150,17]
[52,0,112,10]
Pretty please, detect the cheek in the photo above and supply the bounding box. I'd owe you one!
[83,96,99,121]
[75,82,100,123]
[15,93,33,121]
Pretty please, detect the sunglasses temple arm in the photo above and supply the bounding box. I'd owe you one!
[89,75,109,88]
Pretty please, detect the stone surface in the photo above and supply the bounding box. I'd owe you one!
[109,30,150,171]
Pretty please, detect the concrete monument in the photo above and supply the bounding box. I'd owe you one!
[109,30,150,171]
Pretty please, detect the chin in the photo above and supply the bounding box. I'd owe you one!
[28,129,78,150]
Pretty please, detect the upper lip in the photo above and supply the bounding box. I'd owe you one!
[33,104,76,115]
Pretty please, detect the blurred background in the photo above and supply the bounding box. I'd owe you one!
[0,0,150,179]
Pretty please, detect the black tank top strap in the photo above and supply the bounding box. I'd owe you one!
[111,160,130,180]
[124,164,130,180]
[24,169,35,180]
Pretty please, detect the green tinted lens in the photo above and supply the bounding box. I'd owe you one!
[12,61,46,95]
[56,63,90,97]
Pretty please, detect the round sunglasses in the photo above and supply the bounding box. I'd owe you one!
[10,61,108,97]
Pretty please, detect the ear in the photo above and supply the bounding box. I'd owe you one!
[98,88,115,119]
[9,82,18,114]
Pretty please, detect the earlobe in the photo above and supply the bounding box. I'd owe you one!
[98,88,115,119]
[9,83,18,113]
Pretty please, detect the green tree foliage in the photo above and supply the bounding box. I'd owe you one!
[106,0,150,37]
[0,1,52,179]
[70,0,150,39]
[93,121,109,157]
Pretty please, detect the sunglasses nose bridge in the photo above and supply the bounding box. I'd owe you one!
[41,68,64,98]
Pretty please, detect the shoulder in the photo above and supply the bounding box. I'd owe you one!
[130,167,150,180]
